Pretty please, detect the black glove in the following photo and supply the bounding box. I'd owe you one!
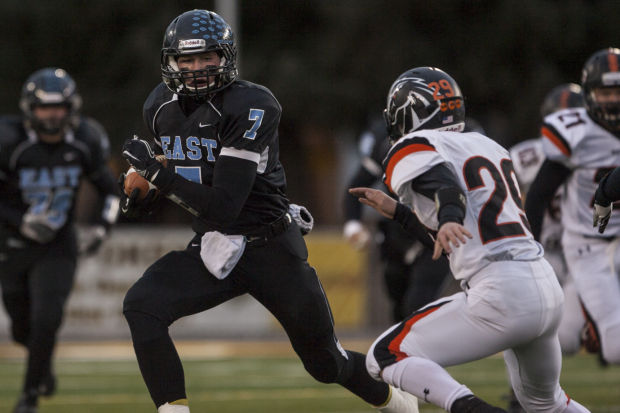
[122,136,162,182]
[118,172,160,218]
[593,180,613,234]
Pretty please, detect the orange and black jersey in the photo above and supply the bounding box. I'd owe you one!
[0,115,118,238]
[143,80,289,235]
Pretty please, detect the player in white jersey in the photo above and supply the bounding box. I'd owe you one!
[505,84,586,413]
[510,84,586,356]
[525,48,620,365]
[351,67,589,413]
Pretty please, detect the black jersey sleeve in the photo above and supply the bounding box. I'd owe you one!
[0,117,27,227]
[142,84,172,155]
[344,166,378,221]
[343,134,390,221]
[75,118,120,227]
[153,154,256,226]
[524,159,571,241]
[598,166,620,204]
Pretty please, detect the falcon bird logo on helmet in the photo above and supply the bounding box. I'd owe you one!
[19,67,82,135]
[384,67,465,143]
[581,47,620,133]
[161,9,238,97]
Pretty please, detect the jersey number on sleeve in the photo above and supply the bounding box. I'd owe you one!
[463,157,530,244]
[243,109,265,140]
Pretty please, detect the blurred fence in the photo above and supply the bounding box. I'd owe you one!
[0,227,390,342]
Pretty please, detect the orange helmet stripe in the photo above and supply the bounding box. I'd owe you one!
[608,52,619,72]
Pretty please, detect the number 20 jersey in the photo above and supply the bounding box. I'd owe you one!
[541,107,620,237]
[383,130,543,280]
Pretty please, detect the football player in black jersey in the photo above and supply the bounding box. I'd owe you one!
[343,116,452,322]
[119,9,419,413]
[0,68,119,413]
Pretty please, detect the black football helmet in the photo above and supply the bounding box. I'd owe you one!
[384,67,465,142]
[19,67,81,135]
[581,47,620,132]
[540,83,584,118]
[161,9,237,97]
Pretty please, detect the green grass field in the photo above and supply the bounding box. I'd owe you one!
[0,351,617,412]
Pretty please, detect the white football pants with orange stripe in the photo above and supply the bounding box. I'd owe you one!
[366,259,590,413]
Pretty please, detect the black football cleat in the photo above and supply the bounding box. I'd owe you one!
[13,389,38,413]
[451,395,507,413]
[38,371,57,397]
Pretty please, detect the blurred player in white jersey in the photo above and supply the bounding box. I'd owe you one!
[510,83,585,356]
[505,83,585,413]
[351,67,589,413]
[525,48,620,365]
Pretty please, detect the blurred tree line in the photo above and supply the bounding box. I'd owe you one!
[0,0,617,225]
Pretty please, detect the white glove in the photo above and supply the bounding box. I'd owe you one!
[77,225,108,256]
[343,220,370,250]
[593,202,612,234]
[19,212,60,244]
[288,203,314,235]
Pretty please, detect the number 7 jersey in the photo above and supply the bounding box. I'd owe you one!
[541,107,620,237]
[383,130,543,280]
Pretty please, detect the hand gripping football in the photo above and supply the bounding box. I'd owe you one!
[123,155,167,200]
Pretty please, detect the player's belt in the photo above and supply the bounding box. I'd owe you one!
[245,212,292,243]
[582,234,616,242]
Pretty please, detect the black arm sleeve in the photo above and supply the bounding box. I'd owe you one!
[88,167,120,228]
[598,166,620,204]
[393,203,435,249]
[410,163,466,225]
[344,166,379,221]
[410,162,462,198]
[524,159,571,241]
[391,162,464,245]
[152,155,256,225]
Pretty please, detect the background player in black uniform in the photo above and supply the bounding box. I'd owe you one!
[343,116,452,322]
[0,68,120,413]
[119,10,419,413]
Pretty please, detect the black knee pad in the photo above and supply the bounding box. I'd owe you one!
[123,309,169,343]
[123,275,167,318]
[11,322,29,346]
[298,345,349,384]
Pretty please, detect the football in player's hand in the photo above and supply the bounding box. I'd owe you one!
[124,170,152,200]
[122,155,167,200]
